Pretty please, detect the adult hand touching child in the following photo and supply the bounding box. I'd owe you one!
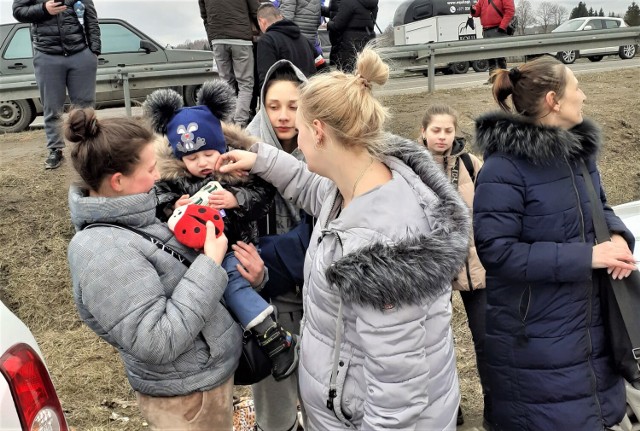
[592,233,636,280]
[216,150,257,176]
[232,241,266,288]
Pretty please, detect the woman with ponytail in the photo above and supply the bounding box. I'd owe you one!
[217,48,470,429]
[473,56,636,430]
[65,109,241,430]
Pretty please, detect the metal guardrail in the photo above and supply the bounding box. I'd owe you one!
[378,27,640,92]
[0,60,215,115]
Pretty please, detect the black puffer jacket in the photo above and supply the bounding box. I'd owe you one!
[327,0,377,37]
[154,123,276,248]
[13,0,101,55]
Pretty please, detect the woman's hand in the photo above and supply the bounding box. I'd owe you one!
[592,238,636,279]
[216,150,257,176]
[607,234,637,279]
[208,190,239,209]
[175,194,191,209]
[232,241,265,288]
[203,221,228,265]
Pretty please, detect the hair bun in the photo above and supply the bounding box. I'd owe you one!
[65,108,100,143]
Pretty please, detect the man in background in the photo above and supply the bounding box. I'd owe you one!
[256,3,317,89]
[12,0,100,170]
[199,0,260,127]
[470,0,515,78]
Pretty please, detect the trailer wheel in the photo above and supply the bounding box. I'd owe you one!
[450,62,470,74]
[184,85,202,106]
[472,60,489,73]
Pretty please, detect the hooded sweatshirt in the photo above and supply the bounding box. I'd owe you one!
[257,19,317,89]
[246,60,309,313]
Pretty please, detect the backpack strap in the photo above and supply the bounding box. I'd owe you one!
[460,152,476,183]
[487,0,504,18]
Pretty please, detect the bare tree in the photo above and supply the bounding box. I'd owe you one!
[516,0,536,34]
[551,5,569,27]
[537,1,556,33]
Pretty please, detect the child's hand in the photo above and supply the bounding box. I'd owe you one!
[204,221,228,265]
[208,190,239,209]
[175,194,191,208]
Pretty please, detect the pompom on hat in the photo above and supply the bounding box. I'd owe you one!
[143,79,237,160]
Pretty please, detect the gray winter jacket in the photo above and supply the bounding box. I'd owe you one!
[67,186,241,396]
[280,0,321,44]
[250,136,469,429]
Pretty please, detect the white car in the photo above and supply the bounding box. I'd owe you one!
[614,200,640,262]
[551,17,637,64]
[0,300,68,430]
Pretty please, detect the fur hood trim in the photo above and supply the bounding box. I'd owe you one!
[326,135,471,308]
[474,112,601,164]
[155,122,260,183]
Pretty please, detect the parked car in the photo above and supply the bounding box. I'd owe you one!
[0,299,68,430]
[0,18,216,133]
[551,17,637,64]
[614,200,640,262]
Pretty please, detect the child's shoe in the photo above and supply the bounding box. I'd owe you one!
[255,323,298,381]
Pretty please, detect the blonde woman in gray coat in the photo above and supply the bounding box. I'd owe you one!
[219,48,470,429]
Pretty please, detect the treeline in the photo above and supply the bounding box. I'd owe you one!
[570,1,640,26]
[515,0,640,34]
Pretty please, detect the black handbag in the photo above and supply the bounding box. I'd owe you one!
[579,161,640,388]
[84,222,272,386]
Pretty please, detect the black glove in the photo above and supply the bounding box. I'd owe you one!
[466,17,475,30]
[497,27,507,34]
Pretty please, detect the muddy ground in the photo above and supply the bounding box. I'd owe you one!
[0,67,638,430]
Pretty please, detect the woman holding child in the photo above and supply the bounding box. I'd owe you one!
[219,48,470,429]
[66,109,241,430]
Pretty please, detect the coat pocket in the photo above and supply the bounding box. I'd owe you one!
[518,285,532,323]
[329,356,360,428]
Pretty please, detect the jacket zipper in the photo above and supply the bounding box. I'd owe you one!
[568,157,603,424]
[566,157,586,242]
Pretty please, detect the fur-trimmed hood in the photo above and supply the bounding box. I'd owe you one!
[155,122,259,184]
[474,111,601,164]
[325,134,471,309]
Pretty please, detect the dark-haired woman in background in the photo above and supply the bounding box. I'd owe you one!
[473,56,636,430]
[65,109,242,430]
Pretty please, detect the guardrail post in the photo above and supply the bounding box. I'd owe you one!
[428,51,435,93]
[121,72,132,117]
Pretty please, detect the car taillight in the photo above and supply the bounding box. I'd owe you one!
[0,343,68,431]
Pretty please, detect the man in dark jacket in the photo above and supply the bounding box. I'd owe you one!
[199,0,260,127]
[256,3,317,89]
[12,0,100,170]
[325,0,378,72]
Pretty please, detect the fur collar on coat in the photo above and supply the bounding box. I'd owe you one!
[325,135,471,309]
[474,112,602,164]
[155,122,259,184]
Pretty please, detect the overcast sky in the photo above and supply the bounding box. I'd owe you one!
[0,0,634,46]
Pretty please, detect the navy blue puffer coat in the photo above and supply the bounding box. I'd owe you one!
[473,112,634,431]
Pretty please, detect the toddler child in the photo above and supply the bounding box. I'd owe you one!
[144,81,297,381]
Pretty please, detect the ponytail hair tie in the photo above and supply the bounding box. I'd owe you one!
[508,67,521,84]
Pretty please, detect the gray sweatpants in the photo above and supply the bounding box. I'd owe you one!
[211,43,254,127]
[33,47,97,150]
